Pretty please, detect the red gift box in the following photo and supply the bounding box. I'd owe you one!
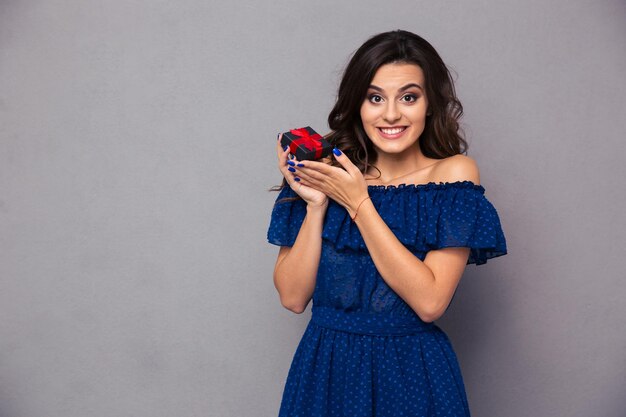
[280,126,333,161]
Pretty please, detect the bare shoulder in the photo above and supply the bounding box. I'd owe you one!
[432,154,481,185]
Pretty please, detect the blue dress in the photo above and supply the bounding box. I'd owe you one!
[267,181,508,417]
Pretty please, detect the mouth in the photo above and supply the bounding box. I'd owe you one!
[377,126,408,139]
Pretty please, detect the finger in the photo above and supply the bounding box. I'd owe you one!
[293,167,326,191]
[278,154,299,184]
[331,147,359,175]
[281,167,300,190]
[276,133,296,161]
[285,152,302,167]
[296,156,352,187]
[276,133,287,159]
[289,167,323,183]
[286,161,303,179]
[285,161,300,179]
[294,163,328,183]
[298,160,337,175]
[296,176,316,191]
[277,142,291,168]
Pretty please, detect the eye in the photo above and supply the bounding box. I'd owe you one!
[367,94,384,104]
[401,94,419,103]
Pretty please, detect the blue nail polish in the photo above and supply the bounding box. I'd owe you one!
[287,160,295,166]
[297,163,305,167]
[289,154,295,160]
[294,177,301,182]
[333,147,342,156]
[283,145,289,151]
[288,167,296,172]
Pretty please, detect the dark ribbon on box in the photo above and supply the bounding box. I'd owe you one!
[289,128,323,159]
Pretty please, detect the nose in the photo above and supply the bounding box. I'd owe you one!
[383,100,401,123]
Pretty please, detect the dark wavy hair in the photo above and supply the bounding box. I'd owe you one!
[270,29,467,199]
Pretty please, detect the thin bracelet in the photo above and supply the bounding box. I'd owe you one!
[350,196,371,221]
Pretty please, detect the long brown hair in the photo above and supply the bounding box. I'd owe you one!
[269,29,467,199]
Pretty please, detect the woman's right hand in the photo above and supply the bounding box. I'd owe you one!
[277,133,328,208]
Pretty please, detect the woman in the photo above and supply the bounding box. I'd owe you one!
[267,30,507,417]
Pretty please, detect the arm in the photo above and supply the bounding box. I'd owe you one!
[352,202,470,322]
[293,152,479,322]
[351,156,479,322]
[272,136,330,314]
[273,203,327,314]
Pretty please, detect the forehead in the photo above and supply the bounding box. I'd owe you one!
[369,63,425,89]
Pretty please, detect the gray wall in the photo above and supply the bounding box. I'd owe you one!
[1,1,624,416]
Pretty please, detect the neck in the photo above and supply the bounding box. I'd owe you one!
[368,145,433,182]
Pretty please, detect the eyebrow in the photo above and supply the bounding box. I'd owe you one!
[368,83,423,92]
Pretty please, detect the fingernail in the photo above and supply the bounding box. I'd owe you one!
[289,154,295,160]
[287,160,295,166]
[297,163,305,167]
[333,147,342,156]
[288,167,296,172]
[294,177,301,182]
[283,146,289,151]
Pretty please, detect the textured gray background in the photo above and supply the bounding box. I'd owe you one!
[1,1,625,416]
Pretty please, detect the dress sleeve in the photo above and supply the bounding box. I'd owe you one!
[266,186,307,247]
[427,186,508,265]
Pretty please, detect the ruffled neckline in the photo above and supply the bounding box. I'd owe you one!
[268,178,507,265]
[367,180,484,192]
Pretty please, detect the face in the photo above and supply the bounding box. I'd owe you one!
[360,62,429,156]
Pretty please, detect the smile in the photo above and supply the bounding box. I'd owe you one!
[377,126,408,139]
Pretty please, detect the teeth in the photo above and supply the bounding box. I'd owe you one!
[380,127,405,134]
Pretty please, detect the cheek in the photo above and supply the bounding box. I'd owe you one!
[360,103,377,125]
[406,105,428,122]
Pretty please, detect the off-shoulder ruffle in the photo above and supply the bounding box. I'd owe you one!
[267,181,507,265]
[266,186,308,248]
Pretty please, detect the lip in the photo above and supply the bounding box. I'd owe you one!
[376,126,408,140]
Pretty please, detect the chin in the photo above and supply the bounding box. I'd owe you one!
[369,136,419,154]
[373,143,414,155]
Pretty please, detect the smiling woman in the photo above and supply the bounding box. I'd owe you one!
[360,64,431,161]
[267,30,507,417]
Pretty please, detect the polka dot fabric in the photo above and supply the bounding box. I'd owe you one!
[267,181,508,416]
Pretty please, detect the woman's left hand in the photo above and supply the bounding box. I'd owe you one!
[292,148,369,218]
